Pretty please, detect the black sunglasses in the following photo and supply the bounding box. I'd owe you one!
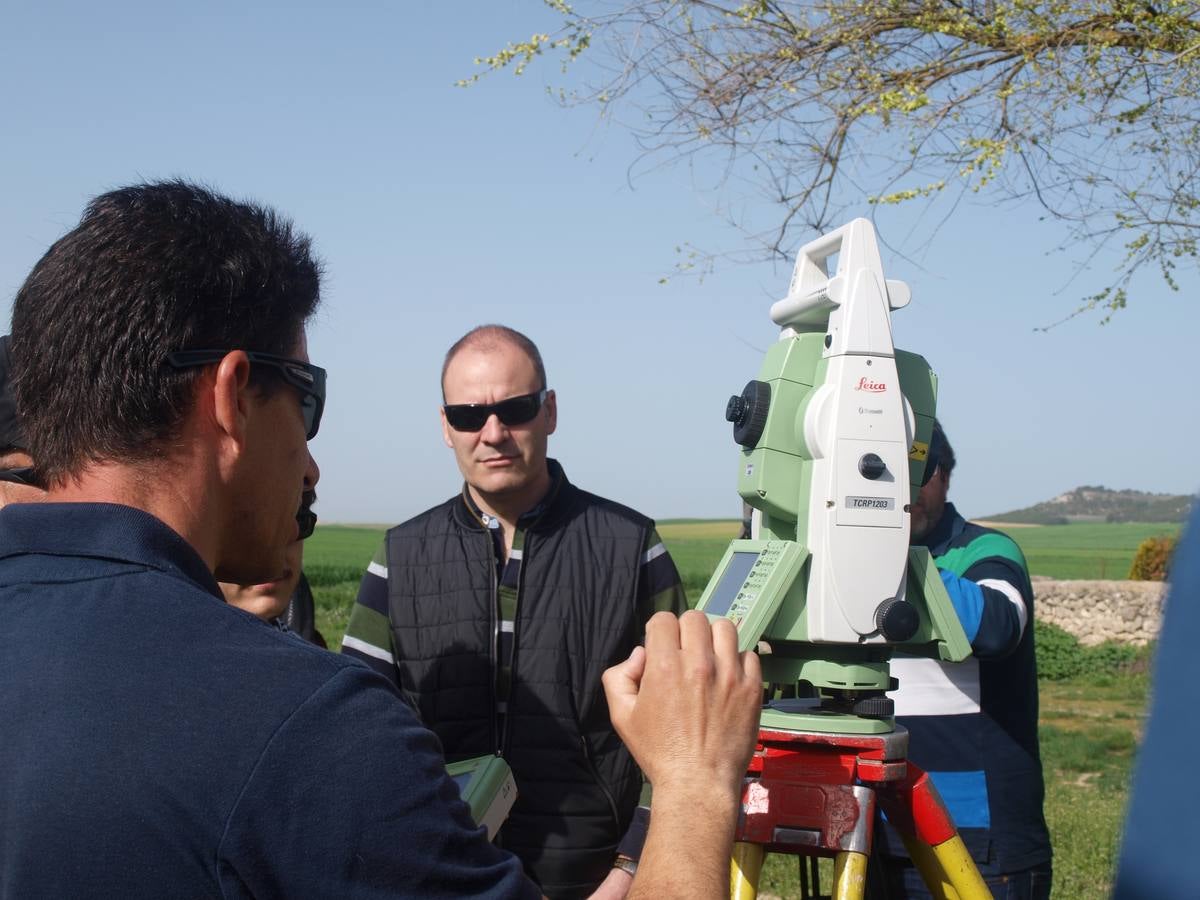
[0,466,43,489]
[443,389,548,433]
[166,350,327,440]
[296,488,318,540]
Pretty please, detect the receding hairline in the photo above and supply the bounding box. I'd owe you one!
[440,325,546,397]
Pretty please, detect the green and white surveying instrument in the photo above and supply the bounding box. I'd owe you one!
[696,219,991,899]
[445,755,517,842]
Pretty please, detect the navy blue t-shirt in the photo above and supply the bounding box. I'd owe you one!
[0,502,538,899]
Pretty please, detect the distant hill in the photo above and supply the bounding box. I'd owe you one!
[982,485,1194,525]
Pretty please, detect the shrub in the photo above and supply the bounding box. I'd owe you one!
[1128,535,1176,581]
[1034,621,1149,681]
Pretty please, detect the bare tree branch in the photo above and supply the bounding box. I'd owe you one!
[465,0,1200,319]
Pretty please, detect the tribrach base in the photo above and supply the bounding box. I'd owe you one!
[728,723,991,900]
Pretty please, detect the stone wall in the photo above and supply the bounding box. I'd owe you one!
[1032,576,1166,646]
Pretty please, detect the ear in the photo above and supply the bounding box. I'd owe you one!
[440,406,455,449]
[211,351,254,450]
[543,389,557,436]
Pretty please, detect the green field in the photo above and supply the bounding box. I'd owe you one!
[997,521,1180,580]
[304,517,1162,897]
[303,525,383,574]
[305,517,1175,635]
[658,518,1180,587]
[307,517,1180,599]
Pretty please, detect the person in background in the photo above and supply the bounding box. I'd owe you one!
[342,324,689,899]
[739,500,753,539]
[221,488,326,647]
[876,420,1052,897]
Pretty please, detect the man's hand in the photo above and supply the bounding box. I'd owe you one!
[586,866,633,900]
[602,610,761,898]
[603,609,761,799]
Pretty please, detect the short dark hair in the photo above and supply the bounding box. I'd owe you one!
[929,418,956,477]
[11,180,322,484]
[440,324,547,399]
[0,335,27,456]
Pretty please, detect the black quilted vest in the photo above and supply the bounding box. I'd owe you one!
[385,472,649,898]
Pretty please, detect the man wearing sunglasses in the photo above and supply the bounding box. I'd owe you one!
[874,420,1051,897]
[342,325,689,899]
[0,182,532,897]
[0,182,763,900]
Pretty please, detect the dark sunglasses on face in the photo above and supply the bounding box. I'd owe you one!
[921,453,942,487]
[0,466,43,488]
[296,489,318,541]
[166,350,327,440]
[442,389,548,433]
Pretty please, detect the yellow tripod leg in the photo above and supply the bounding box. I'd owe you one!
[929,835,990,900]
[900,833,991,900]
[832,850,868,900]
[731,842,765,900]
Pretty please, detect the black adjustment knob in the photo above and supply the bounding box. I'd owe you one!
[725,395,745,424]
[851,695,894,718]
[859,453,886,480]
[875,598,919,642]
[726,380,771,449]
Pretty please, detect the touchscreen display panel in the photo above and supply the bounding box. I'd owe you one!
[705,551,760,617]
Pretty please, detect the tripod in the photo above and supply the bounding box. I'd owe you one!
[729,708,991,900]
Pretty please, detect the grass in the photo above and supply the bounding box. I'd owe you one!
[655,518,1182,587]
[305,518,1181,612]
[658,519,742,595]
[1038,674,1146,898]
[304,519,1158,898]
[303,524,383,572]
[1005,521,1181,580]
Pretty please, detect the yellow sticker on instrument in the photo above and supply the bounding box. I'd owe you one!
[909,440,929,462]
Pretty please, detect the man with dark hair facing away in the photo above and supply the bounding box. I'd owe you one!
[0,181,762,899]
[875,420,1052,898]
[342,324,689,899]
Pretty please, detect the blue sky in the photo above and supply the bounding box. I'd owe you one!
[2,1,1196,524]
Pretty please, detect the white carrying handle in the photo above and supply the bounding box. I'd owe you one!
[770,218,910,331]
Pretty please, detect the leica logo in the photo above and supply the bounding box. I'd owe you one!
[855,377,886,393]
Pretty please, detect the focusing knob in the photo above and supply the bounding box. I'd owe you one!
[726,380,771,449]
[875,598,919,642]
[725,395,745,424]
[859,453,886,480]
[851,695,894,718]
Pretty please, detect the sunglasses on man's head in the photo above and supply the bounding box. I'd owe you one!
[442,389,548,433]
[166,350,327,440]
